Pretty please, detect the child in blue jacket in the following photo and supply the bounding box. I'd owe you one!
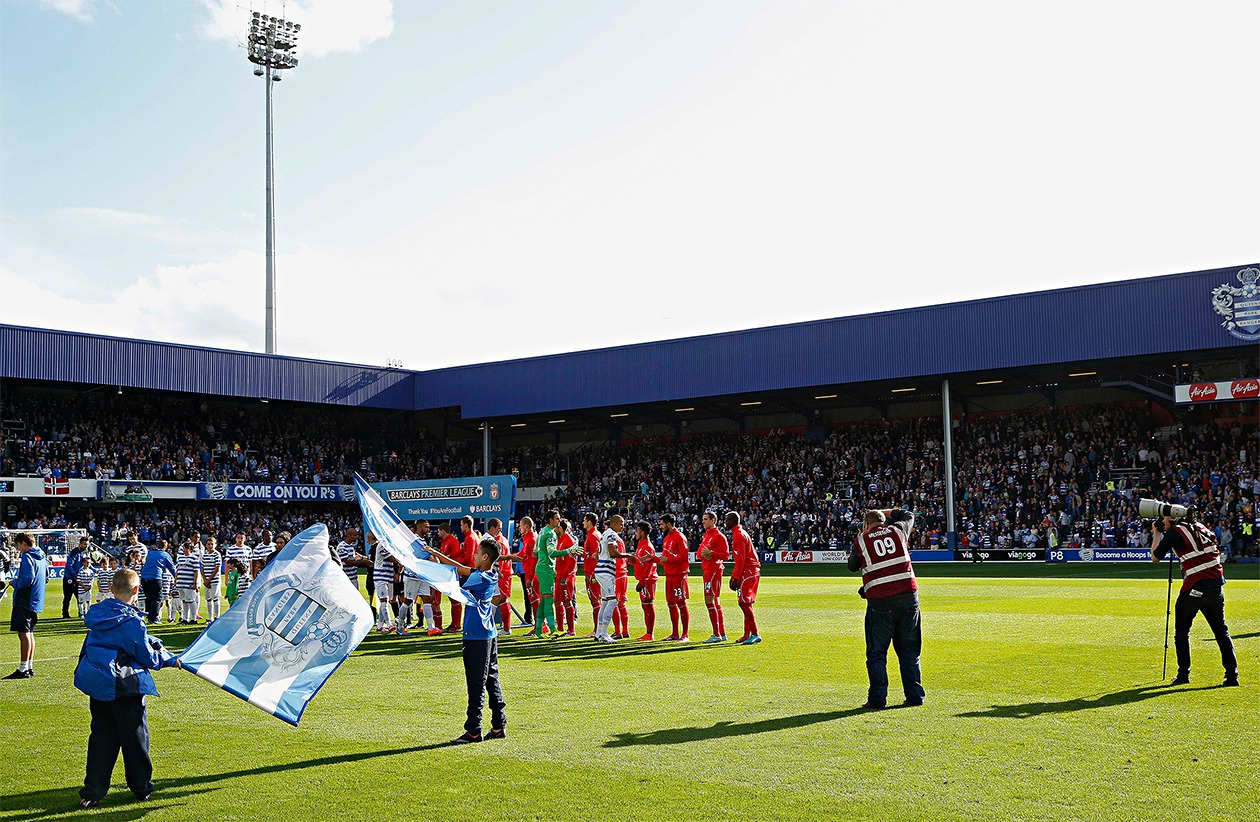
[74,567,181,808]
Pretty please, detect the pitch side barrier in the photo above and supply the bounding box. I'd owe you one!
[757,548,1149,564]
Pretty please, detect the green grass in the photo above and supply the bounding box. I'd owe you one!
[1,565,1257,822]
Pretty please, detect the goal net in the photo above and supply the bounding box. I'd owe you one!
[0,528,91,579]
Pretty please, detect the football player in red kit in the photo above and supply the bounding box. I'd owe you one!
[555,520,579,636]
[698,511,730,643]
[727,511,762,644]
[581,513,602,637]
[487,518,514,635]
[611,520,631,639]
[440,521,467,633]
[632,520,659,640]
[657,514,691,642]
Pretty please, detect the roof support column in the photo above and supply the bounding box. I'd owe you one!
[482,423,491,477]
[942,378,957,547]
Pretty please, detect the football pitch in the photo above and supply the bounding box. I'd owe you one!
[2,564,1256,822]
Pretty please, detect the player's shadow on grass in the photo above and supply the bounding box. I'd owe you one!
[1204,631,1259,641]
[0,745,448,822]
[603,708,866,747]
[353,634,716,662]
[955,684,1222,719]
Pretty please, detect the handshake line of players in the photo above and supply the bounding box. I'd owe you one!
[348,509,765,646]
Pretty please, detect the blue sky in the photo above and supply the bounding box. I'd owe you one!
[2,0,1257,368]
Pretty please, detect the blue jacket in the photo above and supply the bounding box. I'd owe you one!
[74,598,177,701]
[13,547,47,613]
[64,548,84,580]
[139,549,177,581]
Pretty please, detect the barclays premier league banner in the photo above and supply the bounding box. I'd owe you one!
[354,474,474,606]
[371,474,517,522]
[179,524,372,726]
[197,482,355,502]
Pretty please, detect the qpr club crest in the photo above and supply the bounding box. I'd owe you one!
[489,482,500,501]
[245,572,352,674]
[1211,267,1260,341]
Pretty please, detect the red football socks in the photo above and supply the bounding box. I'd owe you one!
[642,603,655,634]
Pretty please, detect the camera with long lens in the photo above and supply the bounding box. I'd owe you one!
[1137,498,1193,531]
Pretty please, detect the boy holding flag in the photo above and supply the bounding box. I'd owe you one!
[427,535,509,743]
[75,568,181,807]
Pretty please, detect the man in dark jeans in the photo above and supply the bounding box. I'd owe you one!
[1151,515,1238,686]
[848,508,925,709]
[63,538,88,618]
[427,535,507,743]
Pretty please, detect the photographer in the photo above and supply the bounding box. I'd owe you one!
[1150,513,1239,687]
[848,508,925,710]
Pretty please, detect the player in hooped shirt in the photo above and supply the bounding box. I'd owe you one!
[657,514,691,642]
[698,511,730,643]
[632,521,659,640]
[727,511,762,644]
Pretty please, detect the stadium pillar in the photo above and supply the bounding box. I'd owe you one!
[482,423,491,477]
[942,378,957,548]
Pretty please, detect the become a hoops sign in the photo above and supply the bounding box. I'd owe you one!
[1174,379,1260,404]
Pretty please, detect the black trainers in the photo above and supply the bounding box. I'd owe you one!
[901,699,924,708]
[487,728,506,740]
[79,798,100,808]
[1223,676,1240,687]
[861,701,886,711]
[2,669,32,680]
[1169,675,1190,686]
[452,732,482,744]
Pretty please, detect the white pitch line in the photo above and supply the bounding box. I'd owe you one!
[0,655,76,665]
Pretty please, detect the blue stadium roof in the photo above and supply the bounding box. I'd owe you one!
[2,264,1255,418]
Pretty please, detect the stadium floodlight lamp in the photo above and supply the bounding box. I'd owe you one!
[245,11,301,355]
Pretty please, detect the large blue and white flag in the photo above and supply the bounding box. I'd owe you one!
[179,524,372,726]
[354,473,473,606]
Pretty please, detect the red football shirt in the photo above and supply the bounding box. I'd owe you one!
[698,528,729,572]
[521,530,537,577]
[495,533,512,578]
[441,533,463,565]
[556,532,577,578]
[730,525,760,579]
[582,528,600,576]
[463,530,479,565]
[660,529,690,577]
[633,537,659,583]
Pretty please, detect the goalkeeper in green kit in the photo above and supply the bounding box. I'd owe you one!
[527,509,582,638]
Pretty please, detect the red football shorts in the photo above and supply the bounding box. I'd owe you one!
[523,574,540,605]
[665,575,689,606]
[585,577,601,603]
[614,575,628,604]
[556,575,576,603]
[702,567,723,598]
[739,575,760,605]
[497,574,512,598]
[635,578,657,603]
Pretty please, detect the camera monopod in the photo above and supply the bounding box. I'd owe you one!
[1138,499,1189,680]
[1162,549,1174,680]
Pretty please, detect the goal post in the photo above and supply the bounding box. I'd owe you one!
[0,528,92,579]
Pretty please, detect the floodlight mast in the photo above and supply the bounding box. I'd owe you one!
[246,12,300,354]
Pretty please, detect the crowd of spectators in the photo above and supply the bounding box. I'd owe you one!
[2,386,1256,557]
[1,389,483,485]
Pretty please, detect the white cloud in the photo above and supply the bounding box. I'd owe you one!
[198,0,393,59]
[38,0,96,23]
